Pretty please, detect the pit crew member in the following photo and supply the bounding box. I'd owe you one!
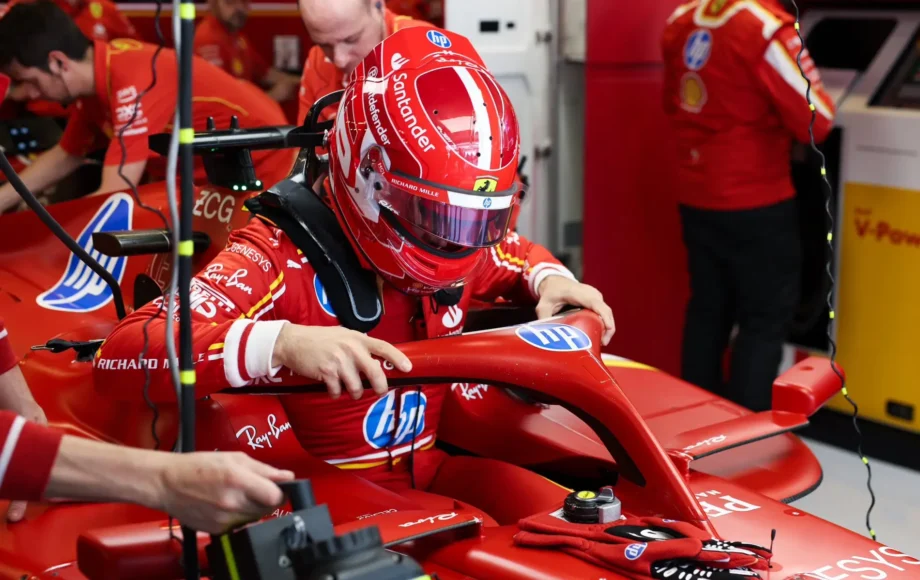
[0,0,296,213]
[0,318,295,531]
[194,0,300,105]
[661,0,835,411]
[94,27,615,497]
[297,0,429,124]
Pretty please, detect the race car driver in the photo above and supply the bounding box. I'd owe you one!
[661,0,835,411]
[0,0,296,213]
[0,318,295,531]
[94,27,615,498]
[194,0,301,105]
[297,0,429,125]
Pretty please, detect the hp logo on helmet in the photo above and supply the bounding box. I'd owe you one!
[483,197,493,208]
[363,390,427,449]
[516,322,592,352]
[427,30,452,49]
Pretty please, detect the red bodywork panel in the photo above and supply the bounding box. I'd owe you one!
[0,189,881,579]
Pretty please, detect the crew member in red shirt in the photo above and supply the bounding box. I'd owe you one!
[0,0,297,213]
[661,0,835,411]
[2,0,139,121]
[94,28,614,501]
[297,0,429,125]
[194,0,300,105]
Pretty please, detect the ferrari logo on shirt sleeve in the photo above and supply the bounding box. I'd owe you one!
[89,1,103,18]
[232,58,244,77]
[110,39,143,53]
[474,178,497,192]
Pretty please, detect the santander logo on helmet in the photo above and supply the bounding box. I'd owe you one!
[327,27,522,297]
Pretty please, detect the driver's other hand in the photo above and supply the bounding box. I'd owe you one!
[271,324,412,400]
[158,452,295,535]
[535,276,616,346]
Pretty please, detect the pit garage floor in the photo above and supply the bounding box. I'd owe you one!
[792,438,920,556]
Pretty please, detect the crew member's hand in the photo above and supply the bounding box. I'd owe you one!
[157,451,295,534]
[535,276,616,345]
[271,324,412,400]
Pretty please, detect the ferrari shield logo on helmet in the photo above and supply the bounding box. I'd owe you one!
[36,193,133,313]
[474,178,497,193]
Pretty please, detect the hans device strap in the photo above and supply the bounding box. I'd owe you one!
[244,180,382,333]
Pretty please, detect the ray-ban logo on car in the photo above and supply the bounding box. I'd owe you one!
[36,193,133,313]
[516,322,592,352]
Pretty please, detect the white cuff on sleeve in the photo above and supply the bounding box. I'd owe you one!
[245,320,288,381]
[530,263,577,299]
[222,320,287,388]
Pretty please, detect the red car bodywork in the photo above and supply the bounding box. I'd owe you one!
[0,184,904,579]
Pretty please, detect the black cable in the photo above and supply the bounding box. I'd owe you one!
[111,0,171,451]
[788,0,877,541]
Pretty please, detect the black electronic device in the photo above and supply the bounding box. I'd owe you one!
[206,479,429,580]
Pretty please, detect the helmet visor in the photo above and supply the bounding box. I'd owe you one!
[364,155,519,248]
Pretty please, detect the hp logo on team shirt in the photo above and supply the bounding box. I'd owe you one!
[363,390,427,449]
[624,543,648,561]
[313,274,336,317]
[516,322,592,352]
[684,29,712,71]
[36,193,133,313]
[427,30,452,49]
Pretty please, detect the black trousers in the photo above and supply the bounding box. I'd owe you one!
[678,199,802,412]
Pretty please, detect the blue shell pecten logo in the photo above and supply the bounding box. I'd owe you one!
[426,29,452,49]
[624,542,648,561]
[313,273,336,317]
[363,390,427,449]
[36,193,133,313]
[516,322,592,352]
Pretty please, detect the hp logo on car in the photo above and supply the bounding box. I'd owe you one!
[363,390,427,449]
[516,322,592,352]
[427,30,452,49]
[313,274,336,317]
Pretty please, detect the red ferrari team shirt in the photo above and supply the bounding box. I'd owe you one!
[0,320,63,502]
[297,9,430,125]
[58,39,297,186]
[93,217,575,490]
[193,15,269,87]
[661,0,836,210]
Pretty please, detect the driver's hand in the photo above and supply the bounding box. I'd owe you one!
[535,276,615,345]
[271,324,412,399]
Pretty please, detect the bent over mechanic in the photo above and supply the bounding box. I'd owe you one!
[0,0,296,212]
[94,28,615,495]
[661,0,835,410]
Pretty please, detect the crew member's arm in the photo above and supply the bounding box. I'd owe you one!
[0,320,44,424]
[261,67,301,104]
[757,25,836,144]
[470,233,615,344]
[297,46,337,126]
[0,145,84,212]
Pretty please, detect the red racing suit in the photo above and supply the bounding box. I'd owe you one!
[661,0,836,210]
[0,320,63,501]
[93,216,574,490]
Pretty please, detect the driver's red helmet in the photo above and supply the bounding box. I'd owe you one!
[326,27,522,296]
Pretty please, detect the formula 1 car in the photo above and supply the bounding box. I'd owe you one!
[0,121,902,578]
